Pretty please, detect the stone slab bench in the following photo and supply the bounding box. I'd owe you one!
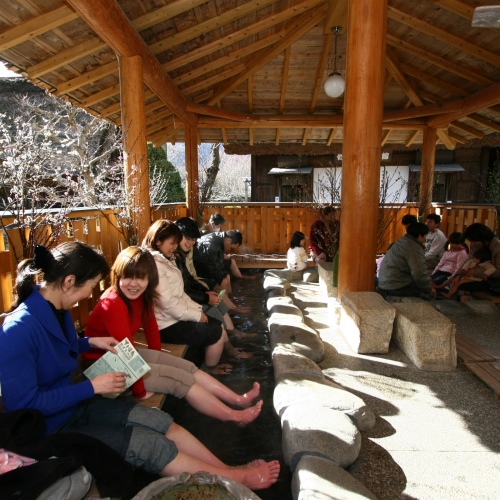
[340,292,396,354]
[392,302,456,371]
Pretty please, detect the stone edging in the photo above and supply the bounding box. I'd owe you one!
[263,270,378,499]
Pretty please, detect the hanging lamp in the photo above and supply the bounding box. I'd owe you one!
[324,26,345,98]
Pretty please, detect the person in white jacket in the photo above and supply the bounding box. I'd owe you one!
[424,213,448,270]
[143,220,231,374]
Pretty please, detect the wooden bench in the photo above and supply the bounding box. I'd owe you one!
[471,291,500,304]
[455,334,500,397]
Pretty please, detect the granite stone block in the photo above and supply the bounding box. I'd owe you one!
[340,292,396,354]
[282,405,361,470]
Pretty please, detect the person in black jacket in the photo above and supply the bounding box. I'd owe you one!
[175,217,255,346]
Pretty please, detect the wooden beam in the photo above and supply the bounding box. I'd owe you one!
[324,0,348,33]
[65,0,198,127]
[0,6,78,51]
[399,63,469,97]
[428,82,500,127]
[80,84,120,107]
[467,113,500,133]
[194,115,425,129]
[28,39,106,79]
[387,34,494,87]
[381,129,392,146]
[183,65,245,95]
[448,130,468,144]
[171,32,282,87]
[405,130,420,147]
[327,127,337,146]
[388,6,500,67]
[208,6,327,105]
[148,0,277,54]
[437,129,456,150]
[161,0,323,74]
[384,83,500,124]
[28,0,208,79]
[56,61,118,94]
[449,120,484,139]
[386,48,424,106]
[426,0,474,21]
[186,103,256,123]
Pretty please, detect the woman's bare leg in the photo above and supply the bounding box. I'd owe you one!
[184,384,262,425]
[222,329,253,359]
[222,293,237,309]
[204,332,225,367]
[161,423,280,490]
[193,370,260,408]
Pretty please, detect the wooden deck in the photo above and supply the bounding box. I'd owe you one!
[455,334,500,398]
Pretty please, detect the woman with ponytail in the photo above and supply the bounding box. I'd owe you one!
[0,242,280,490]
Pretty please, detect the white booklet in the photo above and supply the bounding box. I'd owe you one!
[83,337,151,398]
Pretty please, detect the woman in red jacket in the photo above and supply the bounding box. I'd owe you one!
[84,246,262,425]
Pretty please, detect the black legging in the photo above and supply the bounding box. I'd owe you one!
[159,317,222,346]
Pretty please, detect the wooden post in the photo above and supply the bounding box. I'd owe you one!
[338,0,388,297]
[119,55,150,244]
[185,125,199,221]
[419,127,437,219]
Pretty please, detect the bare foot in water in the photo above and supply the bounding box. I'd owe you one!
[229,328,258,340]
[230,306,252,315]
[234,400,263,426]
[202,363,233,375]
[238,460,281,490]
[228,459,267,471]
[236,382,260,407]
[225,345,253,359]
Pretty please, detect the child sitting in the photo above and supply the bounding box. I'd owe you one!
[430,232,468,286]
[440,247,495,299]
[287,231,310,271]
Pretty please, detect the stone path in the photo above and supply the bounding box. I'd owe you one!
[289,282,500,500]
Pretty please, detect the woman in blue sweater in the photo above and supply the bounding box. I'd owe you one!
[0,242,279,490]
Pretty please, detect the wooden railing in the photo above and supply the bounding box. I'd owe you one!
[0,203,497,321]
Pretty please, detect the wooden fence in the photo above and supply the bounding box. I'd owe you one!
[0,203,497,322]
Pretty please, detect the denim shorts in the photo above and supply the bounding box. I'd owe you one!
[56,397,177,474]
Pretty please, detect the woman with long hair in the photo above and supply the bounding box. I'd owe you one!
[0,242,280,490]
[142,220,233,374]
[84,246,262,424]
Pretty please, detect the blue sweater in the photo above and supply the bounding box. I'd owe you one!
[0,288,95,434]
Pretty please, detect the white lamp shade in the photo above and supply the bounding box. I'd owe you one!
[324,72,345,98]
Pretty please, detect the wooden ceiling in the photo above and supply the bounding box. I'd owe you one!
[0,0,499,153]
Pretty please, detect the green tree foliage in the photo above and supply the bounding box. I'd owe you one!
[148,143,185,203]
